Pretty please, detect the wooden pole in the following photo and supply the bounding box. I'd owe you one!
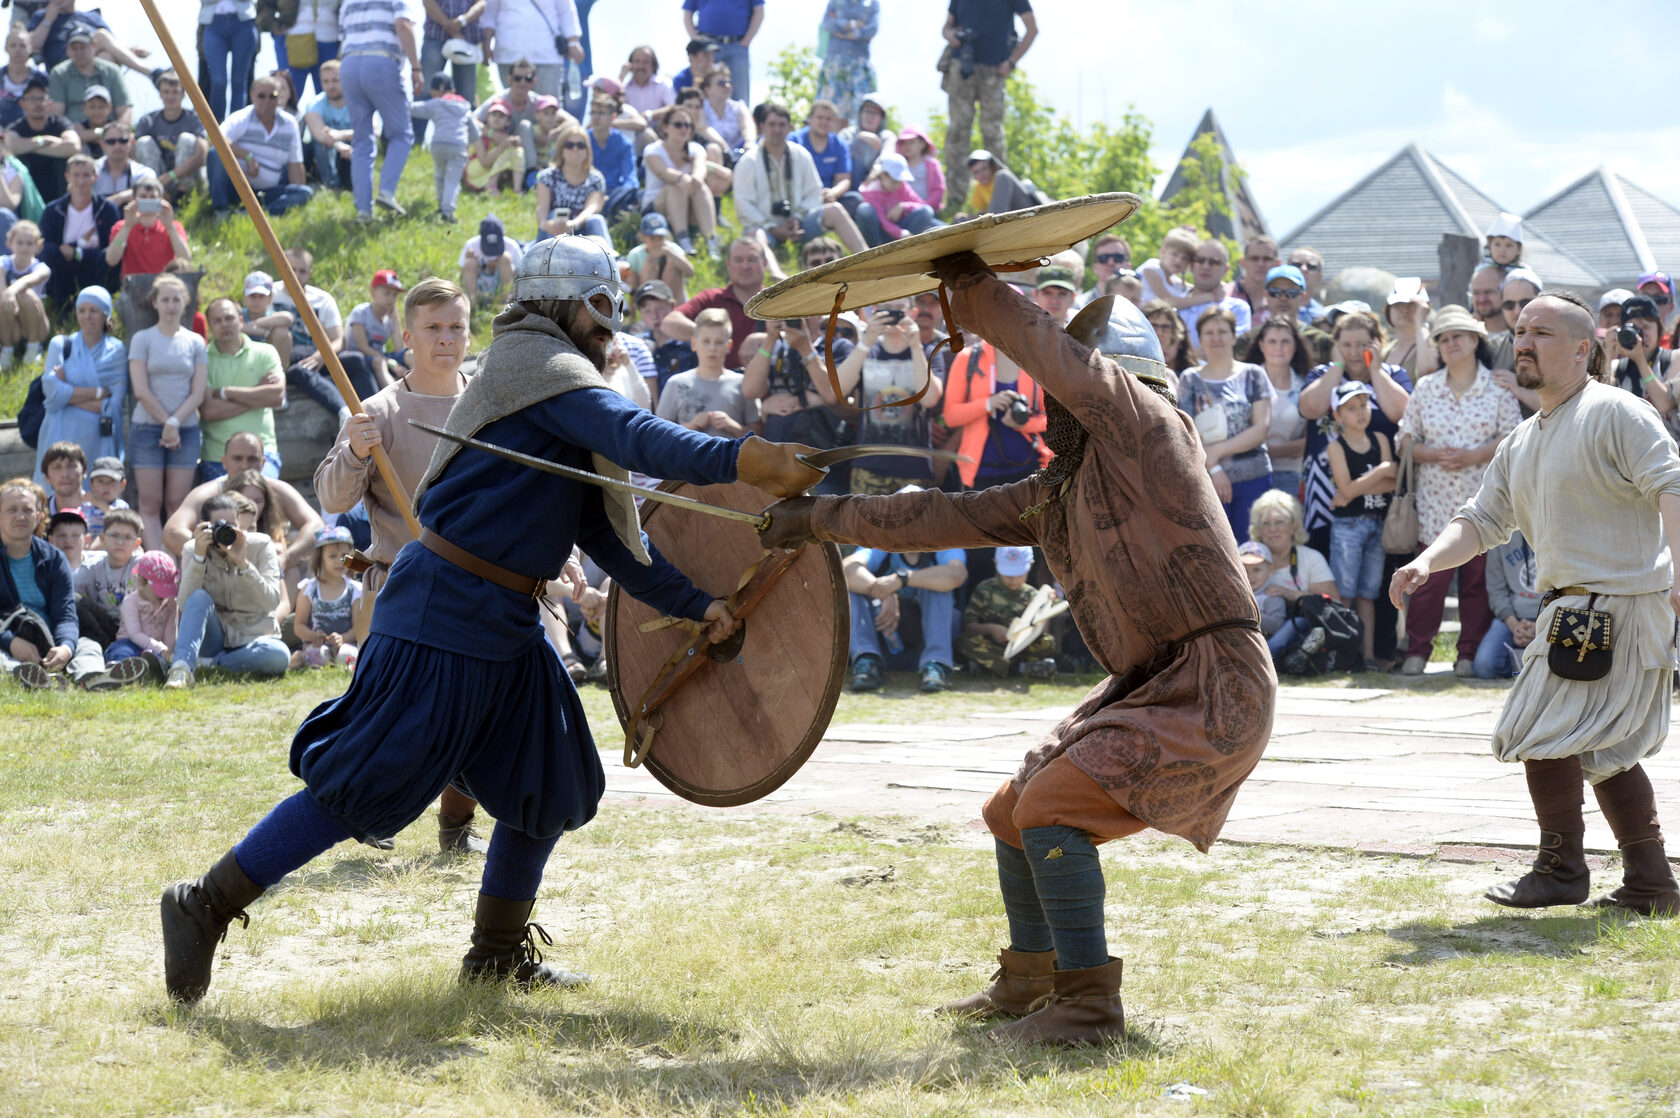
[135,0,422,541]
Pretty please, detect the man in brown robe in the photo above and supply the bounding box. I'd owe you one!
[761,252,1277,1044]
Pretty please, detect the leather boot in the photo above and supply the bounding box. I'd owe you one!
[1484,830,1590,908]
[458,894,590,990]
[934,948,1055,1020]
[1589,839,1680,916]
[986,957,1125,1045]
[161,850,266,1004]
[438,810,490,855]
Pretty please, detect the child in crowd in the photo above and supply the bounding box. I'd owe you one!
[624,212,694,303]
[1484,212,1524,270]
[38,440,86,515]
[1239,541,1288,638]
[74,506,142,655]
[1137,226,1200,308]
[347,270,409,387]
[1103,270,1145,307]
[894,126,945,212]
[290,525,361,670]
[408,73,478,224]
[240,271,295,367]
[47,507,97,573]
[463,100,525,196]
[530,94,564,170]
[458,214,524,307]
[81,456,129,545]
[957,545,1057,678]
[0,219,50,364]
[860,152,945,241]
[1325,381,1394,667]
[110,549,180,674]
[654,308,758,436]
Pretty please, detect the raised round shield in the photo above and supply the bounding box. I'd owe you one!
[605,479,848,806]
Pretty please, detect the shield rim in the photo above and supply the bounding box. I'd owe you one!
[604,481,849,807]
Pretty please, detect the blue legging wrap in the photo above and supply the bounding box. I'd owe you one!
[480,822,561,902]
[232,790,351,888]
[995,838,1053,953]
[1019,825,1109,970]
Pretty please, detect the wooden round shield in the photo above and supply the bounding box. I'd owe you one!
[745,192,1142,320]
[605,479,848,806]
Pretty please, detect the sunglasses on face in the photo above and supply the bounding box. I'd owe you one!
[1292,261,1322,272]
[512,73,536,82]
[1650,293,1673,306]
[1095,252,1129,264]
[254,92,279,100]
[1246,255,1278,265]
[1503,298,1532,312]
[1193,255,1226,267]
[1265,287,1301,299]
[103,136,129,144]
[562,141,588,150]
[669,120,692,129]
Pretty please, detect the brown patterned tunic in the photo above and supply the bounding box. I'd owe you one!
[808,272,1277,851]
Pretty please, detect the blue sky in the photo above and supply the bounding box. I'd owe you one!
[117,0,1680,241]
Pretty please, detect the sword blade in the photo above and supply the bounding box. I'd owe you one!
[797,444,972,470]
[409,422,770,529]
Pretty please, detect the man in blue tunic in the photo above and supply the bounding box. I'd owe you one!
[161,237,823,1003]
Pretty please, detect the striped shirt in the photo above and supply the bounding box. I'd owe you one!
[423,0,486,43]
[221,106,305,189]
[339,0,423,56]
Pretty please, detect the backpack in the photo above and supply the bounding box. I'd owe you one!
[1275,549,1364,675]
[16,373,45,448]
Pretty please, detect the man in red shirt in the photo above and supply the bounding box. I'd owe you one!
[103,176,191,281]
[660,237,766,368]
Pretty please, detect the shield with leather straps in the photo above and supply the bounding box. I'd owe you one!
[605,478,848,807]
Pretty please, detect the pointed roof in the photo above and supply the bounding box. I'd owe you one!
[1280,144,1603,290]
[1159,108,1268,245]
[1523,167,1680,287]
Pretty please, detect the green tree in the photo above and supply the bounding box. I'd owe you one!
[764,45,820,123]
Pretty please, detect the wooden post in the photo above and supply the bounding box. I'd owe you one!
[135,0,421,541]
[1437,233,1480,310]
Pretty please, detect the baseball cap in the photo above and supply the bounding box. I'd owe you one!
[22,74,48,95]
[371,269,404,292]
[1501,267,1544,293]
[483,97,512,117]
[1623,294,1663,323]
[1324,299,1371,325]
[244,270,273,296]
[1035,265,1077,293]
[994,546,1033,577]
[478,216,505,259]
[967,148,998,167]
[1486,212,1523,243]
[1598,288,1633,314]
[634,279,674,305]
[640,212,672,237]
[132,550,180,599]
[66,26,94,45]
[83,84,111,104]
[313,525,354,547]
[687,37,717,55]
[1637,271,1674,300]
[1332,380,1373,409]
[429,72,456,93]
[874,151,914,183]
[88,456,125,481]
[48,508,88,532]
[1237,541,1271,565]
[1265,264,1306,291]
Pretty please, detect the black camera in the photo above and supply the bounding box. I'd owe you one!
[212,520,239,548]
[99,415,113,437]
[1617,323,1641,350]
[1008,394,1032,426]
[881,308,904,324]
[952,26,979,79]
[771,199,794,219]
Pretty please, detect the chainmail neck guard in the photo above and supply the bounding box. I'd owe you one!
[1021,356,1178,521]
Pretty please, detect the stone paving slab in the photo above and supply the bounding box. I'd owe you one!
[603,684,1680,858]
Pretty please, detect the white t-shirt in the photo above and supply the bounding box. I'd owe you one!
[271,282,343,355]
[62,199,99,248]
[457,235,525,273]
[1138,258,1188,301]
[1263,544,1333,594]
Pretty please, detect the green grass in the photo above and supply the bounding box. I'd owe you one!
[3,673,1679,1116]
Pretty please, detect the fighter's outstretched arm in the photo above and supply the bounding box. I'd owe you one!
[760,483,1041,552]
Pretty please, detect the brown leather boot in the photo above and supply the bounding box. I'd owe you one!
[459,894,590,990]
[1485,831,1590,908]
[935,948,1055,1019]
[161,850,266,1004]
[438,810,490,855]
[986,957,1125,1045]
[1589,839,1680,916]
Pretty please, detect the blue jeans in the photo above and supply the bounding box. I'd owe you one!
[173,588,290,676]
[1473,618,1522,679]
[278,33,340,101]
[1328,514,1385,601]
[1271,468,1301,502]
[106,637,150,664]
[1268,615,1311,656]
[203,13,260,121]
[341,51,415,215]
[0,206,17,245]
[209,150,316,214]
[840,190,883,246]
[1224,473,1273,545]
[713,41,751,106]
[309,136,352,189]
[603,181,639,222]
[894,204,943,237]
[848,588,955,671]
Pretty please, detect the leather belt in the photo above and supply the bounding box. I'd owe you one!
[1541,585,1591,608]
[419,528,548,600]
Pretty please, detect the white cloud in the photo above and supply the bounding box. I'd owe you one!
[1473,17,1514,42]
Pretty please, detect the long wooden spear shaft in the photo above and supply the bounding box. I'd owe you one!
[135,0,422,540]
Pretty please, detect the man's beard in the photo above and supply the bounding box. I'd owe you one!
[1514,356,1542,389]
[569,322,613,370]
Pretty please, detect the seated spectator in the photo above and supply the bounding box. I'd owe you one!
[108,548,178,673]
[941,322,1048,490]
[1141,297,1193,374]
[409,72,476,223]
[0,145,33,243]
[163,432,318,569]
[794,98,881,246]
[103,176,188,281]
[740,309,853,489]
[699,65,751,161]
[165,490,290,686]
[343,269,409,389]
[734,101,866,259]
[859,151,944,241]
[957,545,1057,678]
[37,437,87,512]
[670,37,717,97]
[289,525,361,670]
[209,75,313,218]
[843,528,965,693]
[0,477,143,689]
[91,118,154,208]
[529,94,564,171]
[1239,541,1289,646]
[4,75,77,200]
[834,300,940,493]
[72,503,141,654]
[1247,489,1340,662]
[618,44,674,117]
[893,126,943,213]
[1476,530,1540,680]
[0,25,47,130]
[34,287,124,480]
[663,237,767,366]
[624,212,693,303]
[0,218,50,363]
[27,4,152,76]
[47,25,129,126]
[654,308,756,437]
[300,58,352,191]
[80,454,127,542]
[40,151,117,308]
[534,123,610,243]
[71,81,114,155]
[200,296,284,482]
[239,270,293,367]
[628,279,695,401]
[458,214,521,308]
[585,90,640,222]
[640,104,715,255]
[461,97,524,196]
[127,274,207,548]
[473,59,560,181]
[133,70,207,201]
[271,245,365,424]
[1178,239,1251,352]
[963,149,1036,215]
[838,92,893,186]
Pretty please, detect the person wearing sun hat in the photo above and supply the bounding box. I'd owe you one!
[859,150,945,242]
[108,549,180,676]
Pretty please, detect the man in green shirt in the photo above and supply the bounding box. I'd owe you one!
[198,297,285,481]
[47,28,129,127]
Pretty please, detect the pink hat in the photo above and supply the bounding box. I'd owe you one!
[530,94,560,112]
[132,550,179,598]
[896,125,937,155]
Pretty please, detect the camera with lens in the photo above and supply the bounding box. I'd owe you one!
[1617,323,1641,350]
[952,26,979,79]
[881,308,904,325]
[1008,393,1033,426]
[771,199,794,219]
[211,520,239,548]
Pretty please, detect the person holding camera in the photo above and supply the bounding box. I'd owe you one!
[741,311,855,492]
[939,0,1036,215]
[1609,294,1673,418]
[103,177,191,282]
[165,490,290,687]
[733,100,869,259]
[940,318,1048,491]
[833,299,940,494]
